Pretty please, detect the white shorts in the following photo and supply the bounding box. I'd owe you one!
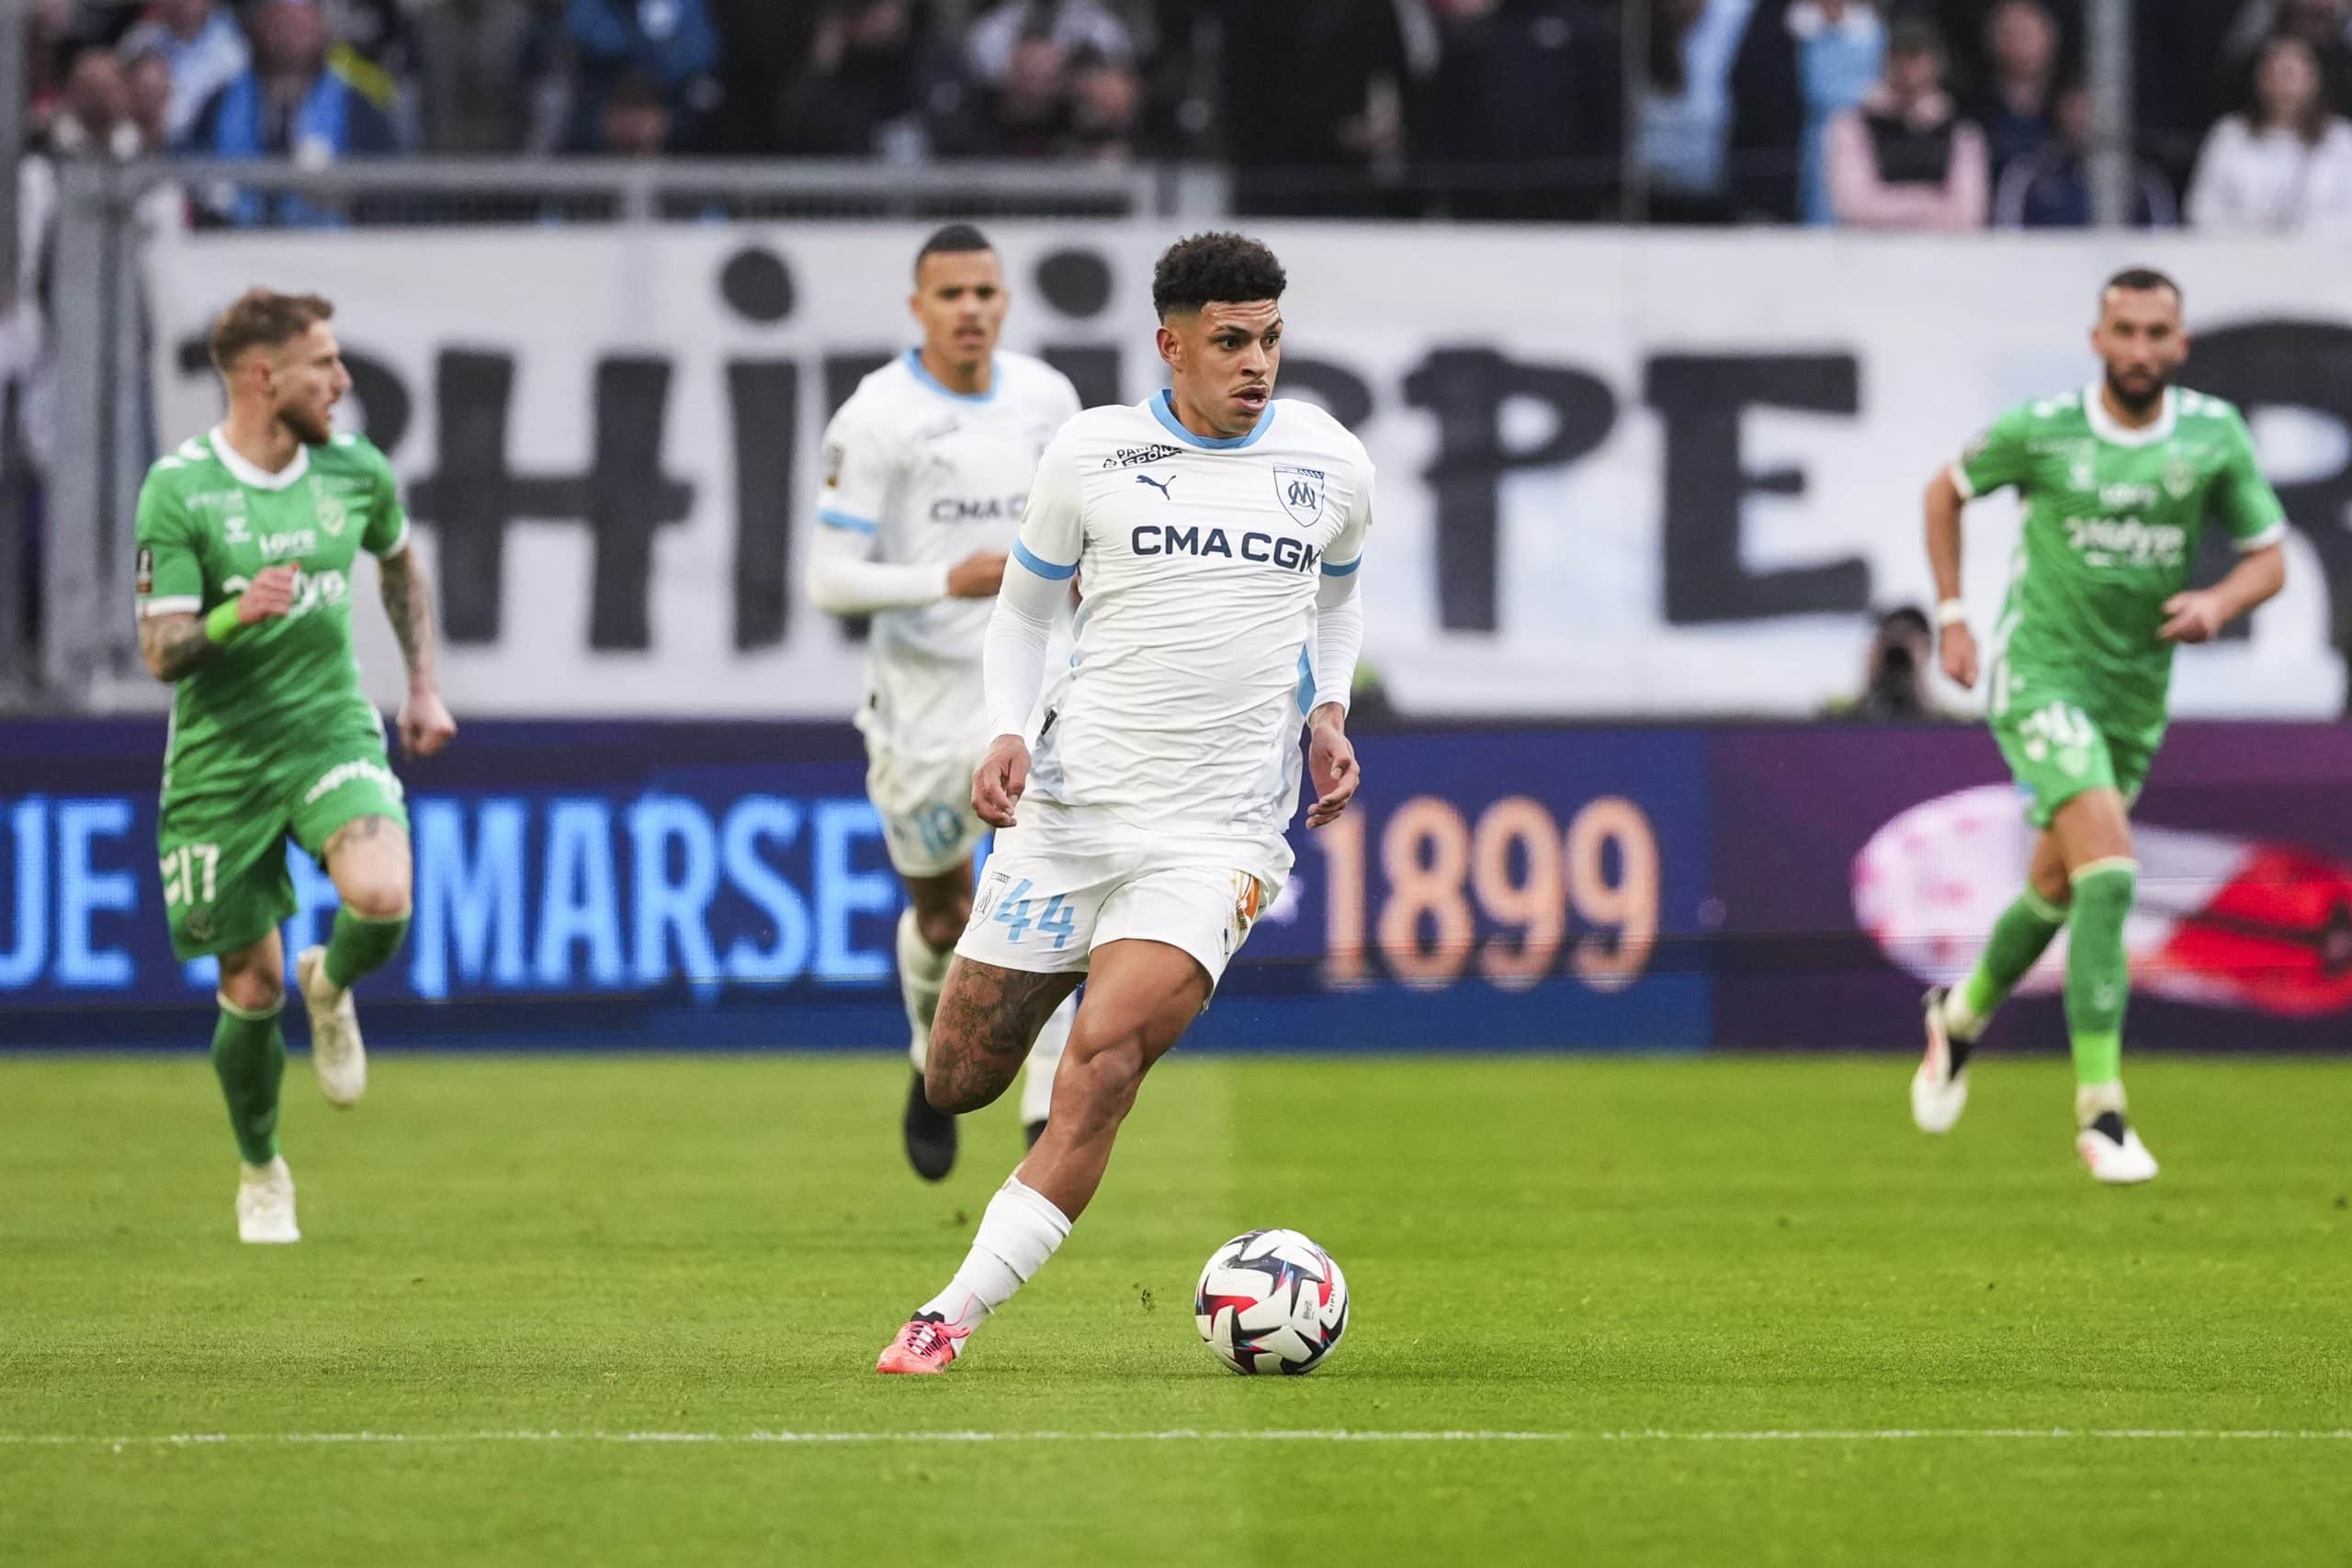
[956,837,1275,989]
[865,745,987,880]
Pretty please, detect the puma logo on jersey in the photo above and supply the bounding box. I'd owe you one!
[1136,473,1176,500]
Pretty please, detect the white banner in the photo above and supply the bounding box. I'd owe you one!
[145,225,2352,718]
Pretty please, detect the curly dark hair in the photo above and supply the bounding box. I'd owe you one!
[1151,232,1286,320]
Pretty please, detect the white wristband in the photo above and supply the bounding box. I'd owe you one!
[1935,598,1968,628]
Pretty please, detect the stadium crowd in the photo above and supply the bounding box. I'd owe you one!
[14,0,2352,231]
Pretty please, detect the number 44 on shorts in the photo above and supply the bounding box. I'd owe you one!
[986,876,1077,951]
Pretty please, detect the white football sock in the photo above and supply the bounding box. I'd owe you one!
[1018,992,1075,1127]
[2075,1080,2128,1127]
[918,1177,1071,1333]
[1939,987,1985,1043]
[898,908,951,1074]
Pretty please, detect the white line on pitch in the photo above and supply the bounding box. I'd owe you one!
[3,1428,2349,1450]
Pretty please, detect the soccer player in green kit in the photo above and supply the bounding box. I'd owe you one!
[1912,268,2287,1185]
[134,288,456,1242]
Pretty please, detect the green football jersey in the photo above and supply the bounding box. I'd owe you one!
[134,428,411,798]
[1953,383,2286,735]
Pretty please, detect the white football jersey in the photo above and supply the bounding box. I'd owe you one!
[819,349,1081,756]
[1013,391,1373,884]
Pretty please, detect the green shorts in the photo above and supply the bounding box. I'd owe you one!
[157,739,409,960]
[1988,687,2159,829]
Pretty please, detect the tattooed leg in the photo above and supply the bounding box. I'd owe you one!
[322,816,413,919]
[926,959,1082,1115]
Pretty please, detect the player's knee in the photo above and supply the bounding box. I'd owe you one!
[217,953,284,1010]
[915,904,967,954]
[2029,863,2073,908]
[341,879,412,921]
[922,1050,1006,1116]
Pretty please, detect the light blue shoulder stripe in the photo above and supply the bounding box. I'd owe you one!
[1012,539,1077,581]
[817,508,877,535]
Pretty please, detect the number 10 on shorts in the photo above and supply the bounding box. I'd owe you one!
[986,875,1077,950]
[160,842,220,907]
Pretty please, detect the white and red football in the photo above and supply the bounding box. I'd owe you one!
[1194,1228,1350,1376]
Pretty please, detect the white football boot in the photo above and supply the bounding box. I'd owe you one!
[297,945,367,1107]
[1910,987,1970,1134]
[2077,1114,2159,1185]
[236,1156,300,1244]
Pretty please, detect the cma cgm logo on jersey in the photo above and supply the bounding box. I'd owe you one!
[928,493,1026,524]
[1130,523,1323,574]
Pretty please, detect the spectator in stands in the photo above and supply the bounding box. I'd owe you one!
[594,71,673,155]
[1065,44,1142,161]
[1971,0,2063,182]
[126,51,177,156]
[1410,0,1623,222]
[775,0,972,159]
[966,0,1130,88]
[1826,17,1989,229]
[1993,82,2179,226]
[974,20,1069,156]
[413,0,563,153]
[2222,0,2352,114]
[187,0,403,225]
[118,0,251,146]
[39,45,141,163]
[1162,0,1412,219]
[2187,32,2352,231]
[567,0,723,152]
[2136,0,2245,186]
[1637,0,1769,221]
[1725,0,1886,224]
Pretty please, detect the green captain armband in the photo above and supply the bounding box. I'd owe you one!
[204,601,249,646]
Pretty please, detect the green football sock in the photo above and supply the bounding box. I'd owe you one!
[2064,859,2137,1088]
[211,995,287,1167]
[1948,887,2069,1040]
[323,906,410,991]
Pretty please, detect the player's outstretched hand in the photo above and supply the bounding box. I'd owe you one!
[238,563,300,625]
[1306,705,1359,829]
[399,688,458,758]
[1939,622,1979,689]
[2158,590,2225,644]
[946,550,1010,599]
[973,734,1030,829]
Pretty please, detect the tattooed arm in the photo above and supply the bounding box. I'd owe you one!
[379,547,458,756]
[138,614,215,682]
[138,563,298,682]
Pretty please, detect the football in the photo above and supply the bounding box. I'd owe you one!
[1193,1228,1350,1375]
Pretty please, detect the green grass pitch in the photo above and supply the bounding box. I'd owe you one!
[2,1052,2347,1566]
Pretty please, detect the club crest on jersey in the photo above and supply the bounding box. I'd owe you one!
[2163,457,2197,500]
[310,479,347,537]
[1274,466,1326,527]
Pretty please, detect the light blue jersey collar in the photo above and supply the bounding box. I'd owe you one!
[1148,389,1273,450]
[905,348,998,405]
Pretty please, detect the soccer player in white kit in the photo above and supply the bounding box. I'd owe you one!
[807,224,1080,1181]
[876,232,1370,1374]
